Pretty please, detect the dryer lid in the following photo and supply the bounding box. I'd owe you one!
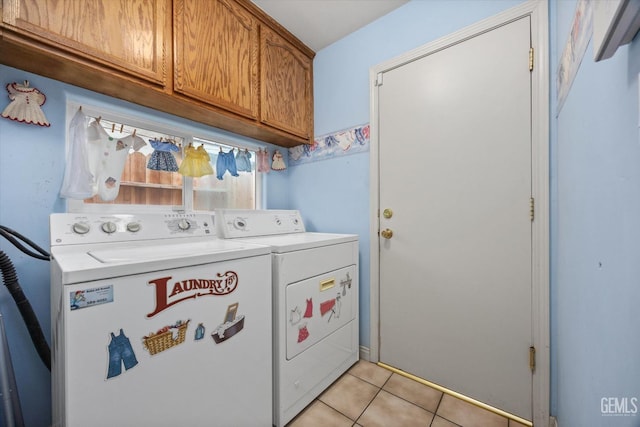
[230,232,358,253]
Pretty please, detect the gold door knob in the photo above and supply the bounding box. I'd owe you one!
[380,229,393,239]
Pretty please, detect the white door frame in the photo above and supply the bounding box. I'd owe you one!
[368,1,550,426]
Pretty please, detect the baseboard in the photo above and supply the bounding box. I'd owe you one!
[359,345,370,361]
[550,416,558,427]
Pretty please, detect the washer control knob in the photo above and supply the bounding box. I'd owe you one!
[126,222,141,233]
[177,219,191,230]
[233,218,246,230]
[101,221,117,234]
[72,222,90,235]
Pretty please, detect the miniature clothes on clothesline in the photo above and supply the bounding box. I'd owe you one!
[89,120,133,201]
[271,150,286,171]
[216,149,239,180]
[61,116,134,201]
[235,148,252,172]
[130,133,147,152]
[257,148,270,173]
[147,139,179,172]
[60,108,94,199]
[178,144,214,177]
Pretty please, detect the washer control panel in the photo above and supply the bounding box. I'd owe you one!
[215,209,305,238]
[50,212,213,245]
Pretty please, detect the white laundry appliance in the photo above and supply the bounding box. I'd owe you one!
[215,209,359,426]
[49,212,273,427]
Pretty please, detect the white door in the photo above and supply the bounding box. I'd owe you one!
[378,17,533,420]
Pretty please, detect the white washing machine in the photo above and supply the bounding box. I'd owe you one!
[49,212,273,427]
[215,209,359,427]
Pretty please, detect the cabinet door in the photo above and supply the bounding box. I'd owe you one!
[260,25,313,141]
[1,0,169,86]
[173,0,259,120]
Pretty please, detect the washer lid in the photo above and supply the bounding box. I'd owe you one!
[52,237,271,284]
[88,240,246,263]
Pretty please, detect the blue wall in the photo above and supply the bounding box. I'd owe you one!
[552,1,640,426]
[0,64,287,427]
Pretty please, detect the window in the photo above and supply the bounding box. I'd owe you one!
[191,138,256,211]
[66,102,261,213]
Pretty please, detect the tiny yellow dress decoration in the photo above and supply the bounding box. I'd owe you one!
[179,144,214,177]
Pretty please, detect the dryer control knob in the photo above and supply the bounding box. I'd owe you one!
[177,219,191,230]
[126,222,141,233]
[101,221,117,234]
[72,222,90,235]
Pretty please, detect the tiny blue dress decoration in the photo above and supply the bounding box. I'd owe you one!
[235,149,252,172]
[147,139,179,172]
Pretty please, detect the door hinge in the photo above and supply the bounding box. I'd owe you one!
[529,47,534,71]
[529,197,535,222]
[376,72,384,86]
[529,346,536,372]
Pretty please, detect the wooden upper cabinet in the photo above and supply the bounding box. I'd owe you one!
[0,0,313,147]
[1,0,170,86]
[173,0,259,120]
[260,25,313,141]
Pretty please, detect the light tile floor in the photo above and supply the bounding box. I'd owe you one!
[287,361,529,427]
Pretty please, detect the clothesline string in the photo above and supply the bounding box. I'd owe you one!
[87,115,184,144]
[83,112,266,159]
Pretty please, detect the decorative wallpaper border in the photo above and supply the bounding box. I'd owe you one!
[288,123,370,166]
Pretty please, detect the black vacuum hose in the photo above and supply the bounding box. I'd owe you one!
[0,251,50,371]
[0,225,51,372]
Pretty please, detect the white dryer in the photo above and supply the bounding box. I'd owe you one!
[50,212,273,427]
[215,209,359,427]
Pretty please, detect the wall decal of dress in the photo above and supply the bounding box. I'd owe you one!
[1,81,50,126]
